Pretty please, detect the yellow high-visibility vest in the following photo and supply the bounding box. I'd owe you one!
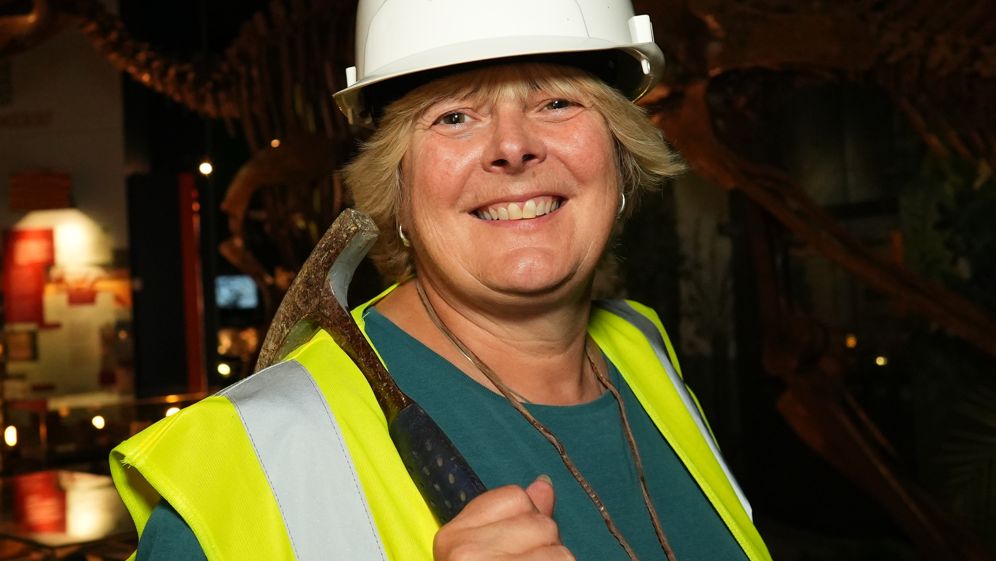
[111,290,771,561]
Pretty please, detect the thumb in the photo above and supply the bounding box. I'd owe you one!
[525,474,556,517]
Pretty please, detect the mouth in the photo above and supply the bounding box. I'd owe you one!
[473,195,564,222]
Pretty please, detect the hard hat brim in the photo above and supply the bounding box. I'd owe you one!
[334,36,664,126]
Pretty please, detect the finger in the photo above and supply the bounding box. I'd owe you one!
[524,474,556,517]
[517,544,576,561]
[434,511,562,559]
[450,484,541,528]
[488,510,561,548]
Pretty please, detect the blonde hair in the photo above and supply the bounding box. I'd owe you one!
[344,63,683,282]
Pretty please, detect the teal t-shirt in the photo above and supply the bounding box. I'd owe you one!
[365,308,747,561]
[137,308,748,561]
[136,501,207,561]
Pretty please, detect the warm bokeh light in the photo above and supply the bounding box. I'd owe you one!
[165,394,181,403]
[4,426,17,447]
[875,355,889,367]
[91,415,106,430]
[845,334,858,349]
[18,209,113,266]
[270,138,281,148]
[217,362,232,377]
[165,407,181,417]
[198,161,213,176]
[57,222,85,256]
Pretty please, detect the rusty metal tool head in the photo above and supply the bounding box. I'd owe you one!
[255,208,485,522]
[256,208,411,418]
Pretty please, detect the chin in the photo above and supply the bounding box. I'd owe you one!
[483,259,586,299]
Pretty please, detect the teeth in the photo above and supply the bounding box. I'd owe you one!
[522,199,536,219]
[475,196,563,222]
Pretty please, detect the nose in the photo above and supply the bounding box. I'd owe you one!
[483,110,546,173]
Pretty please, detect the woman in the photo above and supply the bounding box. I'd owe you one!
[112,1,771,560]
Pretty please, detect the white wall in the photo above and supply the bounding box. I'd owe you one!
[0,20,126,249]
[1,14,128,397]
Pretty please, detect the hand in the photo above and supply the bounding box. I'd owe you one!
[433,475,575,561]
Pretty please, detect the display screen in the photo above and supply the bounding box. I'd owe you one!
[215,275,258,310]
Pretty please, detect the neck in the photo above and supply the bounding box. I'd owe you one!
[376,276,605,405]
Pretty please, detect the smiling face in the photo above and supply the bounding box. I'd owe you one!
[400,65,621,308]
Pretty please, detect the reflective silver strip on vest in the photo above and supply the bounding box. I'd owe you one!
[221,360,388,561]
[599,300,754,520]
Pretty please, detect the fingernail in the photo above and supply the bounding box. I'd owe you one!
[536,474,552,485]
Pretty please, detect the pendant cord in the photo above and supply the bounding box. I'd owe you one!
[415,280,677,561]
[585,347,678,561]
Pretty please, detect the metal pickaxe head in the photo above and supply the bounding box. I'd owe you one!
[256,208,378,372]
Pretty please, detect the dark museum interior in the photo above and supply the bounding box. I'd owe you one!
[0,0,994,559]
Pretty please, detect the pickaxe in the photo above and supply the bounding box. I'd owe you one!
[255,208,486,524]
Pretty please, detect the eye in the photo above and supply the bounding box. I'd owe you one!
[435,112,468,126]
[545,99,574,110]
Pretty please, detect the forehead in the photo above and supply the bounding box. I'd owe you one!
[409,63,597,112]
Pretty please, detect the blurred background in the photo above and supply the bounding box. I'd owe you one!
[0,0,993,559]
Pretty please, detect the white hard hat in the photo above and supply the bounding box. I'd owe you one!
[334,0,665,126]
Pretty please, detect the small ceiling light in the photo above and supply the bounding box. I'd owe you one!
[4,426,17,447]
[198,160,213,176]
[165,406,181,417]
[845,334,858,349]
[91,415,106,430]
[270,138,281,148]
[217,362,232,377]
[875,355,889,367]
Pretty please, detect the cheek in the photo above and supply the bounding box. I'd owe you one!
[408,142,478,209]
[553,114,615,167]
[564,126,618,195]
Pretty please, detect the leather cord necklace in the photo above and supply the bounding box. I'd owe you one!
[415,280,678,561]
